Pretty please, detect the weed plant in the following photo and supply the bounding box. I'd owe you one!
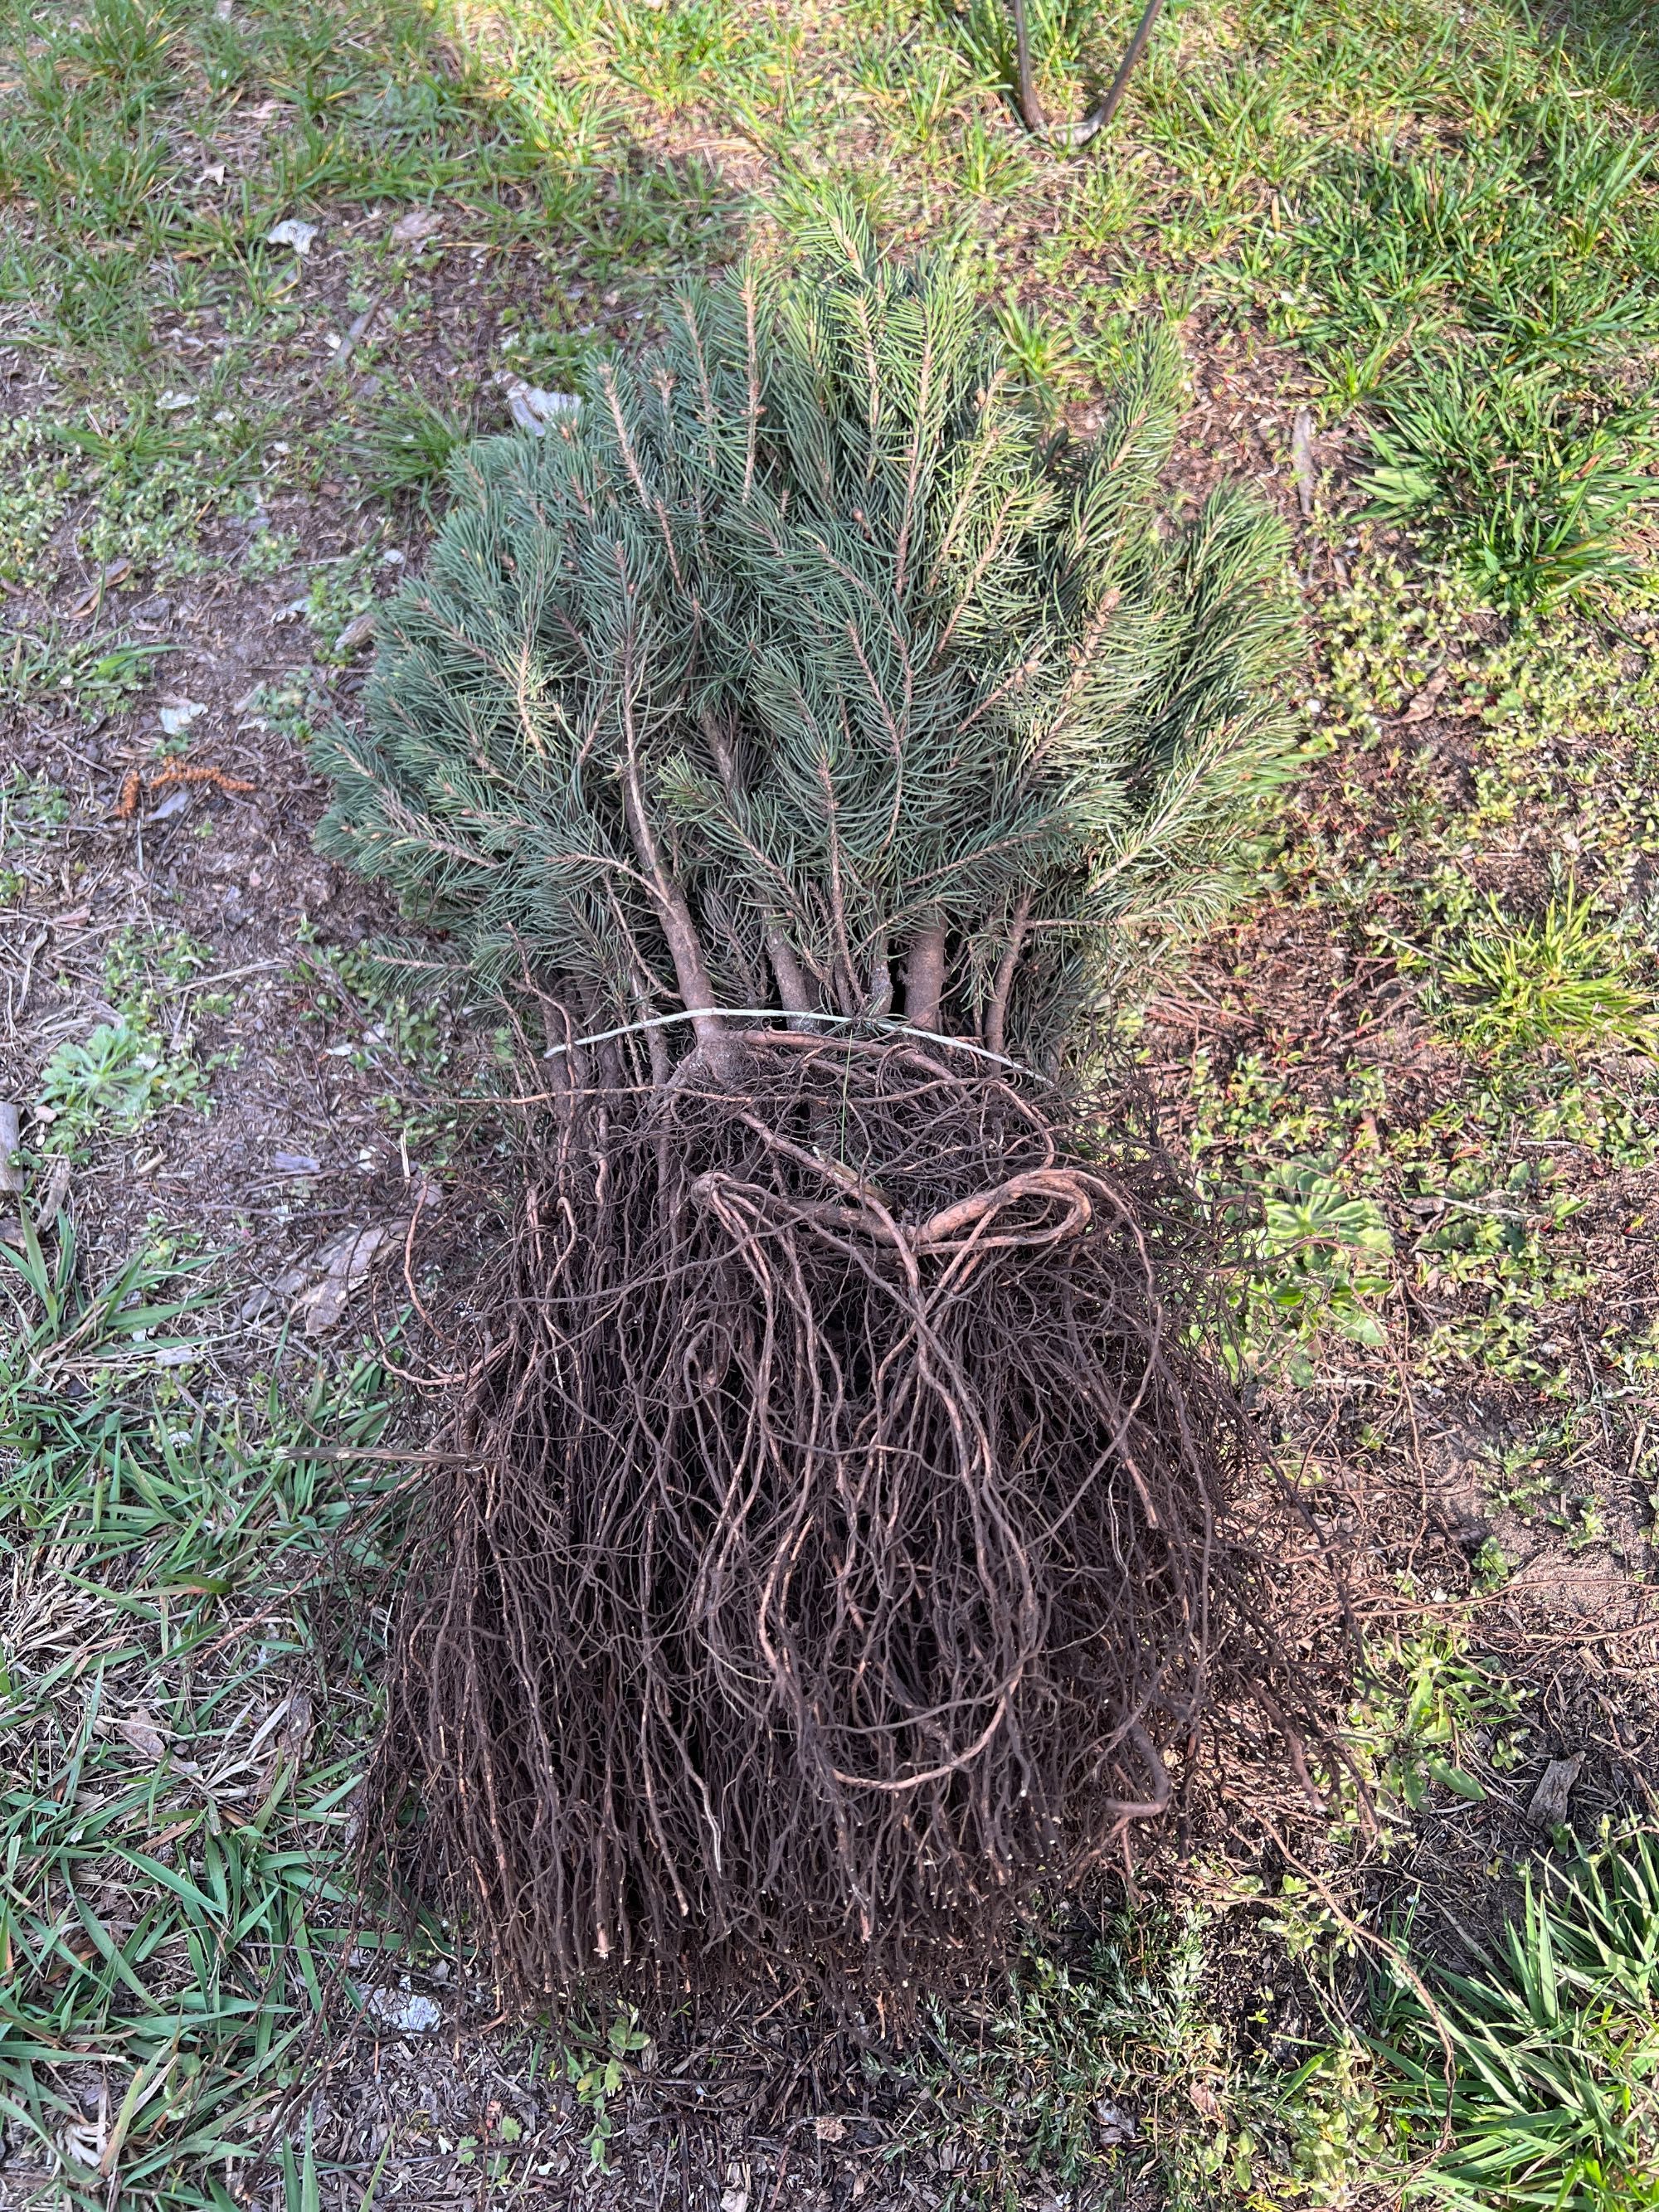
[35,1017,206,1148]
[889,1906,1225,2202]
[1437,889,1659,1058]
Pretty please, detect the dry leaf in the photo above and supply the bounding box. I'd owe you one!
[1290,406,1317,517]
[1187,2079,1223,2122]
[390,207,442,246]
[266,216,319,253]
[32,1155,71,1230]
[109,1712,169,1761]
[365,1985,443,2034]
[0,1101,22,1195]
[278,1689,314,1764]
[1389,665,1451,725]
[59,2116,105,2170]
[293,1221,402,1335]
[1527,1752,1584,1826]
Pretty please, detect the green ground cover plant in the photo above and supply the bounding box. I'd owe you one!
[34,1015,206,1148]
[31,926,223,1154]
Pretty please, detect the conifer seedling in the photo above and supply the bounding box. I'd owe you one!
[317,211,1311,2008]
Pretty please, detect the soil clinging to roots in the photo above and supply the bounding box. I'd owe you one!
[366,1038,1297,2011]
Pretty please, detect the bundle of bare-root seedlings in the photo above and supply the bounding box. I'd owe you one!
[315,207,1310,2010]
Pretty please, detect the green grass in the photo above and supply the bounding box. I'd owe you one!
[0,1213,408,2210]
[24,926,231,1156]
[901,1807,1659,2211]
[1134,7,1659,599]
[930,1821,1659,2211]
[1365,364,1659,607]
[0,0,1652,595]
[351,386,472,510]
[1345,1625,1530,1825]
[1373,1828,1659,2209]
[0,631,173,727]
[1437,888,1659,1057]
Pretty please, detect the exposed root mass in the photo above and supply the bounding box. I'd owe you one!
[365,1041,1293,2008]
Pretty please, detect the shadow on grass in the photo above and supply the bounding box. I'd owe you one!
[0,0,749,374]
[1492,0,1658,106]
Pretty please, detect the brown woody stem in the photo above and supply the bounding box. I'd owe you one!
[985,892,1033,1061]
[903,921,948,1034]
[766,928,816,1023]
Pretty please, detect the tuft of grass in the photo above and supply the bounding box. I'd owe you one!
[1373,1827,1659,2210]
[1365,362,1659,608]
[353,386,472,508]
[1,630,174,727]
[1139,9,1659,600]
[889,1905,1396,2208]
[55,416,248,582]
[1438,889,1659,1057]
[32,925,232,1153]
[605,0,781,116]
[0,415,72,586]
[995,294,1075,390]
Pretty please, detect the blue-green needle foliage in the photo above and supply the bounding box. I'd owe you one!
[315,209,1299,1073]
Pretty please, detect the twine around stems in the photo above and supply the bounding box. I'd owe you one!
[536,1004,1053,1083]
